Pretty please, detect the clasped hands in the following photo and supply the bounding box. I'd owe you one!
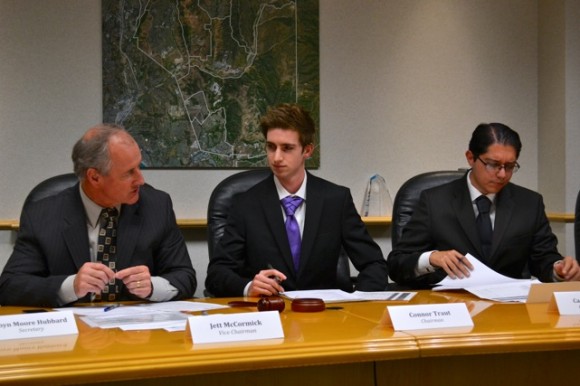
[74,263,152,299]
[430,250,580,281]
[248,268,287,297]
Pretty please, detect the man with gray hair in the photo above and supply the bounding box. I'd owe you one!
[0,125,196,307]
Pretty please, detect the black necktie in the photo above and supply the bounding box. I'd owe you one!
[475,196,493,260]
[95,207,120,301]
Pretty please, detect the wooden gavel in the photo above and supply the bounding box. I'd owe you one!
[228,296,326,312]
[228,296,286,312]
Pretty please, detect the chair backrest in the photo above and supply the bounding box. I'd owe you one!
[391,170,465,248]
[206,169,353,293]
[207,169,272,260]
[23,173,78,209]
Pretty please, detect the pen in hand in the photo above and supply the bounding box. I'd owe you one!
[267,264,282,284]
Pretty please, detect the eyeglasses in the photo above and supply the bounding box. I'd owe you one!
[477,157,520,173]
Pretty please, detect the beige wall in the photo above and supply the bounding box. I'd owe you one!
[1,0,578,297]
[538,0,580,254]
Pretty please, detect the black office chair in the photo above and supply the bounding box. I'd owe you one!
[23,173,78,208]
[391,170,465,248]
[207,169,272,262]
[206,169,353,296]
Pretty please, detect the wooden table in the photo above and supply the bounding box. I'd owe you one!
[1,291,579,385]
[0,297,414,385]
[346,291,580,385]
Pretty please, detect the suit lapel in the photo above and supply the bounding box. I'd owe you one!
[300,173,323,275]
[452,178,486,259]
[488,184,514,265]
[116,202,142,270]
[62,186,92,270]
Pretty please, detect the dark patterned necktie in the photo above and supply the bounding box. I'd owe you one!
[475,195,493,260]
[281,196,304,271]
[95,207,120,301]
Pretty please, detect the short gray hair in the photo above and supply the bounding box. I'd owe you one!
[71,124,127,179]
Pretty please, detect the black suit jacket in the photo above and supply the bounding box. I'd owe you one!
[205,173,388,296]
[387,174,562,287]
[0,184,196,307]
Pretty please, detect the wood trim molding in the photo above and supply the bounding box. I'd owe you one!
[0,213,573,231]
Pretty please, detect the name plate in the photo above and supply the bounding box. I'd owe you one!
[387,303,473,331]
[188,311,284,344]
[552,291,580,315]
[0,311,78,341]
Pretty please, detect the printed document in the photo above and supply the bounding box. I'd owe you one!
[56,301,228,331]
[282,289,416,303]
[433,253,539,302]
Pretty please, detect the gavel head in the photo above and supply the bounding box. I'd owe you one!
[257,296,286,312]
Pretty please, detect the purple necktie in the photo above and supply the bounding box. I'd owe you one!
[281,195,304,271]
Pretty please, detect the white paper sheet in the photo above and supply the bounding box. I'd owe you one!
[281,289,416,303]
[56,301,228,316]
[80,310,189,330]
[433,253,538,302]
[463,281,539,303]
[56,301,229,331]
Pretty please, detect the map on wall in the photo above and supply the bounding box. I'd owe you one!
[102,0,319,168]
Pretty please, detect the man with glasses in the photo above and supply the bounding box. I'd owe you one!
[387,123,580,287]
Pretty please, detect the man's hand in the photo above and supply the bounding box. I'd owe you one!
[429,250,474,279]
[553,256,580,281]
[116,265,152,299]
[248,268,287,297]
[74,262,115,298]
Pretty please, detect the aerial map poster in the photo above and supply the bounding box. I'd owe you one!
[102,0,320,168]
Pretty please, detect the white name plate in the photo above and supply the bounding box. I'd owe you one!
[0,311,78,341]
[552,291,580,315]
[188,311,284,344]
[387,303,473,331]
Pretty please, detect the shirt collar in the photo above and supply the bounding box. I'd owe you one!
[466,170,496,203]
[79,184,121,228]
[273,172,307,201]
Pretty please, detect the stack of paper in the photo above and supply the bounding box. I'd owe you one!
[434,253,539,302]
[55,301,228,331]
[281,289,416,303]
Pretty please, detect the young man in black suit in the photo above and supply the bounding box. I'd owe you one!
[206,103,388,297]
[0,125,196,306]
[388,123,580,287]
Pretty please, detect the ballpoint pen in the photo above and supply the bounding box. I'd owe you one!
[103,304,120,312]
[267,264,282,284]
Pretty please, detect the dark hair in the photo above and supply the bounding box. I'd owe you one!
[260,103,315,148]
[468,123,522,159]
[71,124,128,179]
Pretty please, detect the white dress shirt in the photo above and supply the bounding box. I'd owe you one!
[56,185,177,304]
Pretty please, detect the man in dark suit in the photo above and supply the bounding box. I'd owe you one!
[0,125,196,307]
[205,104,388,297]
[388,123,580,287]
